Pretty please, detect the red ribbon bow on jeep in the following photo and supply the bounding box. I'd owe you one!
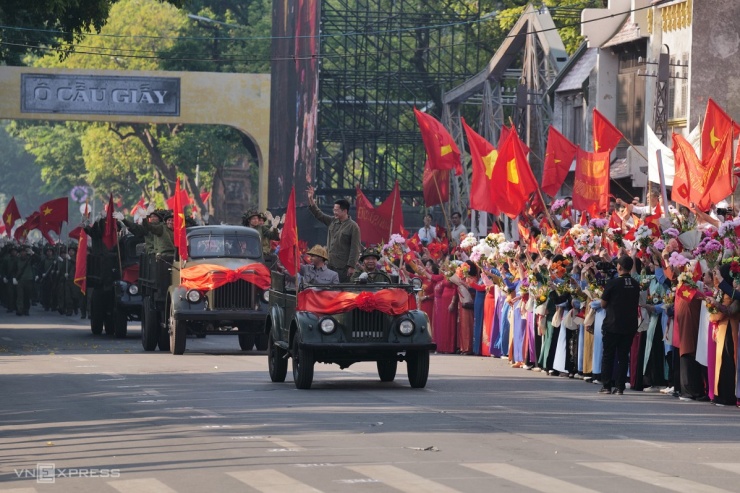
[180,263,271,291]
[297,288,411,316]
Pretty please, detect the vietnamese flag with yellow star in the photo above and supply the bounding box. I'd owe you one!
[38,197,68,233]
[702,98,740,165]
[593,109,623,154]
[173,178,188,261]
[542,126,578,197]
[462,118,499,215]
[573,149,610,214]
[698,127,735,211]
[2,196,20,233]
[490,130,538,219]
[413,107,462,176]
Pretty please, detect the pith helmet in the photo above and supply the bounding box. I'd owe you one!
[306,245,329,261]
[359,248,381,261]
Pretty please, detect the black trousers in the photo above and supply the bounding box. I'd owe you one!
[680,353,706,399]
[600,331,634,391]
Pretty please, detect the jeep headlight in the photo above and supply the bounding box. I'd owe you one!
[262,291,270,303]
[411,277,423,291]
[128,284,139,296]
[186,290,202,303]
[319,317,336,335]
[398,319,414,336]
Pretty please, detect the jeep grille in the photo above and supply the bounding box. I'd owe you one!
[349,309,386,342]
[211,280,255,310]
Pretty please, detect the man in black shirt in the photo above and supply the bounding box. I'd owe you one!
[598,255,640,395]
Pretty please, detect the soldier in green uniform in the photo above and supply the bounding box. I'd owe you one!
[1,246,18,312]
[56,244,79,316]
[126,210,174,255]
[12,247,35,316]
[351,248,392,283]
[118,209,160,254]
[242,210,281,256]
[38,246,57,311]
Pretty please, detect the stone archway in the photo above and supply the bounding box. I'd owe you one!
[0,66,270,212]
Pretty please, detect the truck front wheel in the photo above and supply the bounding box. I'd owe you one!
[268,333,288,382]
[292,332,314,389]
[406,350,430,388]
[141,297,158,351]
[169,302,186,355]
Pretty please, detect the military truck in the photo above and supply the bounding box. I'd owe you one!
[266,273,435,389]
[139,225,271,354]
[86,234,144,338]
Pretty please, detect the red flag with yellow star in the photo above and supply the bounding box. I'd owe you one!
[414,108,462,176]
[542,126,578,197]
[2,197,20,233]
[38,197,68,233]
[462,118,499,215]
[490,130,538,219]
[173,178,188,261]
[593,109,623,154]
[671,133,704,209]
[573,149,610,214]
[702,98,740,165]
[698,127,735,211]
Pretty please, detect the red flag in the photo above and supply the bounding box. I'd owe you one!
[608,210,621,229]
[422,164,449,206]
[0,224,4,236]
[702,98,740,164]
[517,222,530,243]
[490,130,539,219]
[130,197,146,216]
[74,229,88,295]
[573,149,610,214]
[38,197,68,233]
[278,187,298,276]
[498,125,511,148]
[356,181,404,245]
[491,221,501,234]
[166,188,191,210]
[413,108,462,175]
[645,202,662,237]
[462,118,499,214]
[68,225,83,241]
[2,197,21,232]
[102,194,117,250]
[579,212,588,226]
[528,192,546,217]
[671,133,703,209]
[200,191,211,203]
[173,178,188,260]
[698,128,735,211]
[560,231,575,251]
[542,126,578,197]
[593,109,623,153]
[14,212,40,242]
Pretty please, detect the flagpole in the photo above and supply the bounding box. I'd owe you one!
[431,173,452,242]
[388,181,397,240]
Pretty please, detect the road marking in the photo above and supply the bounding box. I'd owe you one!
[267,437,304,451]
[705,463,740,475]
[462,463,598,493]
[0,488,38,493]
[579,462,732,493]
[108,478,178,493]
[228,470,322,493]
[348,465,460,493]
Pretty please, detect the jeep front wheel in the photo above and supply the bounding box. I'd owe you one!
[238,334,255,351]
[377,359,398,382]
[268,333,288,383]
[292,332,314,389]
[406,350,430,388]
[169,302,186,355]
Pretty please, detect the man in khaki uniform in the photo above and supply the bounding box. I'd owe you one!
[351,248,392,283]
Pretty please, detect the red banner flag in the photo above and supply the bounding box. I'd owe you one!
[542,126,578,197]
[173,178,188,260]
[462,118,499,215]
[671,133,703,209]
[573,149,610,214]
[102,194,118,250]
[356,181,404,245]
[490,130,538,219]
[702,98,740,164]
[14,212,40,242]
[74,229,88,295]
[698,128,735,211]
[278,187,298,276]
[38,197,68,233]
[422,164,449,206]
[2,197,21,232]
[130,197,146,216]
[413,108,462,175]
[166,188,191,210]
[593,109,623,154]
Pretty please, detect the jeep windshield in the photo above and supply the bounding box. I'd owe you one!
[188,233,261,260]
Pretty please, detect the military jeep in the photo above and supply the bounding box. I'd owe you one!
[86,234,143,338]
[267,273,435,389]
[139,225,271,354]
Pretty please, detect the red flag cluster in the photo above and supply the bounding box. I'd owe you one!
[356,181,404,245]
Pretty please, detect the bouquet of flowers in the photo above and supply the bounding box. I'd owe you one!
[470,239,494,264]
[668,252,690,270]
[550,198,567,216]
[589,218,608,236]
[706,289,723,314]
[635,225,653,249]
[498,241,518,258]
[550,259,569,279]
[693,237,723,267]
[382,234,407,262]
[608,227,624,248]
[455,262,471,279]
[662,287,676,306]
[484,232,506,249]
[459,234,479,253]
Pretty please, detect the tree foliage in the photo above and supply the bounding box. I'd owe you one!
[0,126,55,214]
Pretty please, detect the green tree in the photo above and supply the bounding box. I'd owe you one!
[0,0,183,65]
[0,125,55,215]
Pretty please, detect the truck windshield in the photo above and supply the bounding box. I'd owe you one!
[188,233,261,259]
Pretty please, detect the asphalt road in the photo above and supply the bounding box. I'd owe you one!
[1,306,740,493]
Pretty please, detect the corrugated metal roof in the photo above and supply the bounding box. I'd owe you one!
[610,158,631,179]
[555,48,598,93]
